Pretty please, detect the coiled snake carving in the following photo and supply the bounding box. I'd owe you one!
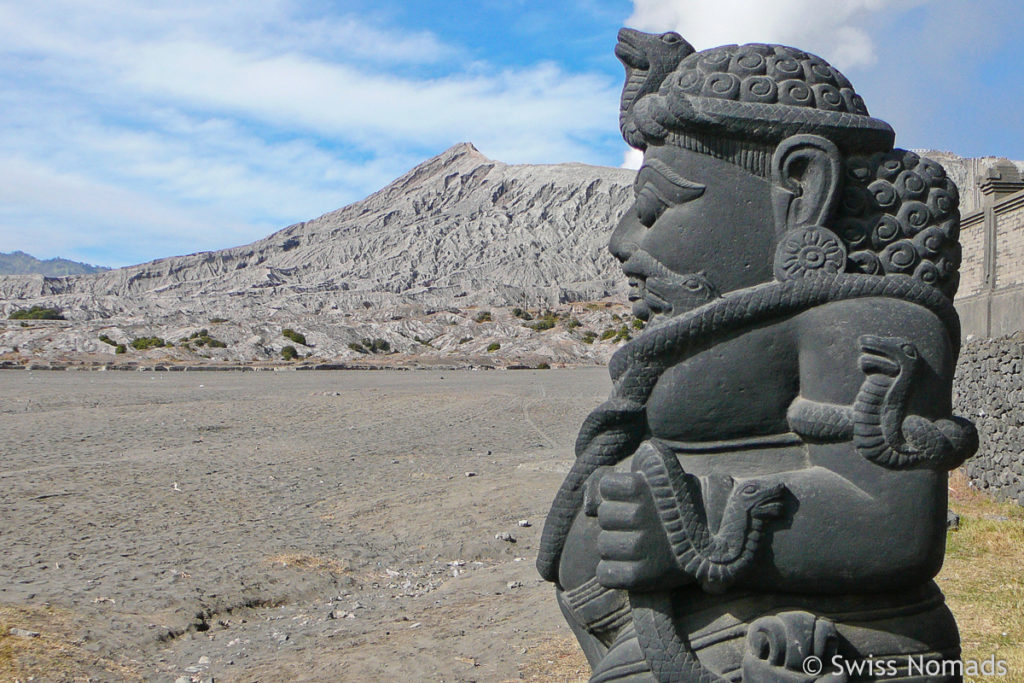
[788,334,977,469]
[628,441,788,682]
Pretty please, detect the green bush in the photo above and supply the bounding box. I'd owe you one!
[536,362,551,370]
[282,328,307,346]
[9,306,64,320]
[486,342,501,352]
[458,336,472,344]
[184,329,227,349]
[130,336,166,350]
[512,307,533,321]
[281,345,298,360]
[348,342,368,354]
[474,311,492,323]
[581,331,597,345]
[98,334,118,346]
[115,344,126,354]
[567,318,582,329]
[359,338,390,354]
[632,318,646,330]
[599,328,617,341]
[614,325,632,342]
[209,317,229,324]
[527,311,558,331]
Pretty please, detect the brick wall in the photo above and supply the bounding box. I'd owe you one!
[994,193,1024,289]
[954,188,1024,337]
[958,212,986,298]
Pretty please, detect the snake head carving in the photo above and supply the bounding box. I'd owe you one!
[735,479,788,521]
[615,29,694,148]
[858,334,919,378]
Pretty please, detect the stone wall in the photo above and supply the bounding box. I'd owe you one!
[953,163,1024,338]
[953,332,1024,503]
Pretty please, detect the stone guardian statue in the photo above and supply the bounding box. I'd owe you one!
[538,28,977,683]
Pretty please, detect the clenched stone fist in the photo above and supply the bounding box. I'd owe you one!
[595,470,684,591]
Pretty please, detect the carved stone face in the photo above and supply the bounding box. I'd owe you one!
[610,145,776,320]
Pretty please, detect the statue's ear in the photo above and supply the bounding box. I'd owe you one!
[770,135,842,236]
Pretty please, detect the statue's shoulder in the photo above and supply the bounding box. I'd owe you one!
[794,295,956,407]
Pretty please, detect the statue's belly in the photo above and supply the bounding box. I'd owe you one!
[645,326,798,442]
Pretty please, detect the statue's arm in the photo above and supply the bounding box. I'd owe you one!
[596,299,969,594]
[744,298,960,591]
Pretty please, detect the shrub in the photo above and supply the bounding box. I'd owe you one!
[130,336,165,350]
[512,307,533,321]
[209,317,229,323]
[281,345,298,360]
[348,342,368,354]
[98,334,118,346]
[581,331,597,345]
[486,342,501,352]
[414,335,433,347]
[115,344,126,354]
[360,338,390,353]
[9,306,64,320]
[599,328,617,341]
[458,337,472,344]
[632,318,645,330]
[614,325,632,343]
[536,362,551,370]
[567,318,582,329]
[184,329,228,349]
[282,328,307,346]
[527,311,558,331]
[474,311,492,323]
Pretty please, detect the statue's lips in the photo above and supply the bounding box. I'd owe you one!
[621,251,672,312]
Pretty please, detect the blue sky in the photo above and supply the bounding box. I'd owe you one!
[1,0,1021,267]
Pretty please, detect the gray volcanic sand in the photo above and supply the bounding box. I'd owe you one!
[0,367,610,681]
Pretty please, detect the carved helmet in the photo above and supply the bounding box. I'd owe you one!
[617,31,962,298]
[618,33,894,166]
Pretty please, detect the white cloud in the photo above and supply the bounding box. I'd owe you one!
[0,0,621,265]
[622,148,644,170]
[626,0,931,69]
[114,43,615,155]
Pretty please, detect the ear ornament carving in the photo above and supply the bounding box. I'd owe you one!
[773,226,846,282]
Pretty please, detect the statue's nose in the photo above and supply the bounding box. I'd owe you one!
[609,209,643,263]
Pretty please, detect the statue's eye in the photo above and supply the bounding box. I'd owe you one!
[741,484,758,495]
[635,186,667,227]
[901,343,917,358]
[661,33,682,44]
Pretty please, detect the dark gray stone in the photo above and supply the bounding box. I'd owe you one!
[947,510,961,531]
[954,333,1024,503]
[539,30,977,682]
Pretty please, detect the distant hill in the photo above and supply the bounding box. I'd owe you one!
[0,251,110,276]
[0,143,635,319]
[0,144,1017,366]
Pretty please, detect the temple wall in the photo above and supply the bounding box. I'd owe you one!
[954,188,1024,338]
